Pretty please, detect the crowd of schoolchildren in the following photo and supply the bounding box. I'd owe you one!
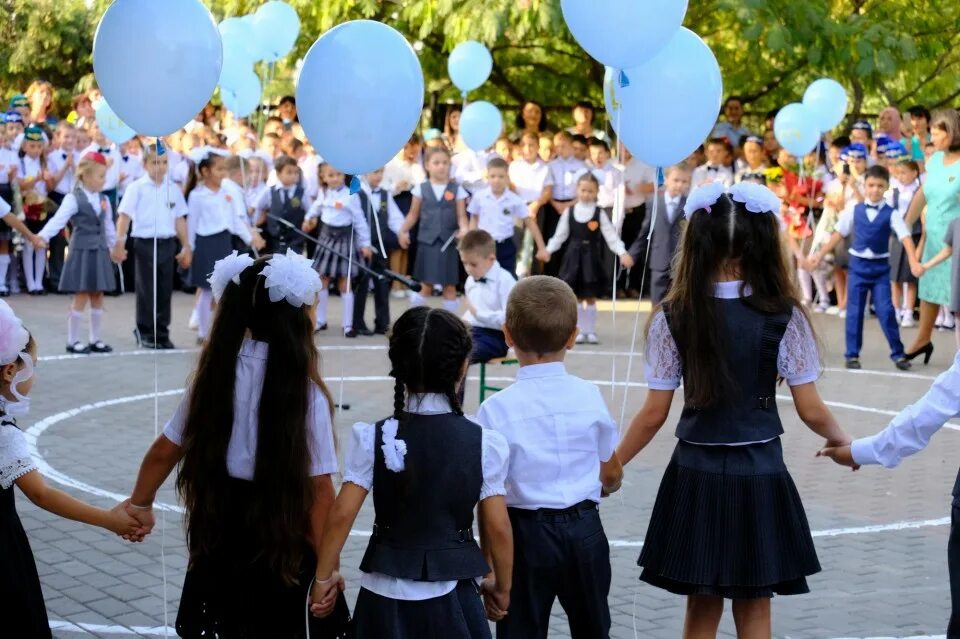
[4,77,960,639]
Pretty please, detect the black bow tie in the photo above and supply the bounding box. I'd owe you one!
[98,147,110,154]
[706,166,719,173]
[476,277,488,284]
[61,152,67,160]
[122,155,129,162]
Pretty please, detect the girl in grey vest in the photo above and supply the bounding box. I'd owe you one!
[37,152,118,355]
[617,183,855,639]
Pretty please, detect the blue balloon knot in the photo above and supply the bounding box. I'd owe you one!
[618,70,630,88]
[349,176,362,194]
[656,166,664,187]
[156,139,166,156]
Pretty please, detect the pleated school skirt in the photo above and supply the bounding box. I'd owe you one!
[352,580,490,639]
[314,224,358,279]
[189,230,233,289]
[58,246,116,293]
[638,438,821,599]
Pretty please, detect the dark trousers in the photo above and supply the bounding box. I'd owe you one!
[353,253,391,332]
[46,191,68,287]
[846,256,904,360]
[540,201,570,277]
[470,326,508,364]
[950,500,960,638]
[134,238,176,342]
[498,502,611,639]
[617,205,645,291]
[650,268,672,307]
[495,239,517,278]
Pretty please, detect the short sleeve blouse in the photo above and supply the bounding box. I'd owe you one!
[0,420,36,490]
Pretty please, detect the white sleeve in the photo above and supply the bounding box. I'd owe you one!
[173,188,189,218]
[103,199,117,247]
[0,425,37,489]
[852,351,960,468]
[545,209,571,254]
[599,209,626,255]
[305,199,322,221]
[386,195,404,235]
[186,193,200,248]
[117,183,139,218]
[343,421,377,490]
[479,429,510,500]
[161,396,189,447]
[231,198,253,245]
[307,387,338,476]
[456,185,469,201]
[512,198,529,220]
[593,393,619,463]
[890,208,911,241]
[301,192,314,211]
[777,306,822,386]
[835,203,855,237]
[38,193,79,241]
[644,310,682,390]
[474,275,515,328]
[255,187,272,212]
[410,183,423,199]
[467,195,482,216]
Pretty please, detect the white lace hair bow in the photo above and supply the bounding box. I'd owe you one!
[380,418,407,473]
[187,145,231,165]
[683,180,782,218]
[208,250,255,301]
[0,300,32,416]
[261,249,323,308]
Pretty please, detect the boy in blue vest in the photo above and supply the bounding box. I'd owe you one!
[811,165,918,371]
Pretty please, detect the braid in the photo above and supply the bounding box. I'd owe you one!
[393,377,405,420]
[444,386,464,416]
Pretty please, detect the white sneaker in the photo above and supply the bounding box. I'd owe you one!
[188,308,199,330]
[813,305,828,314]
[575,333,586,344]
[586,333,599,344]
[901,315,915,328]
[945,316,956,330]
[390,290,406,299]
[825,306,840,316]
[838,310,847,319]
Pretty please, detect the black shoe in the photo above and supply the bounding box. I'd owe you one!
[314,323,328,333]
[0,290,8,298]
[66,342,90,354]
[374,326,389,335]
[89,341,113,353]
[140,339,159,349]
[895,358,912,371]
[158,339,176,350]
[845,358,862,370]
[904,342,934,364]
[344,330,359,338]
[354,328,375,337]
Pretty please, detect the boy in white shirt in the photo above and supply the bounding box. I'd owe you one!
[578,138,623,211]
[47,122,80,288]
[691,138,735,187]
[475,276,623,639]
[459,230,516,365]
[468,157,546,277]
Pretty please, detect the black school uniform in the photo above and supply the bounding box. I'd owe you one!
[265,184,308,255]
[554,206,611,299]
[353,188,398,333]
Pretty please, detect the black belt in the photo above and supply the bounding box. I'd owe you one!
[371,522,476,543]
[510,499,597,521]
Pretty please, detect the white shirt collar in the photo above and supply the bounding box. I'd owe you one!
[406,393,452,414]
[474,261,502,283]
[81,187,101,202]
[712,280,752,299]
[516,362,567,380]
[864,198,884,208]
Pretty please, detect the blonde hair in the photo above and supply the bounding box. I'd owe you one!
[76,157,106,184]
[505,276,578,356]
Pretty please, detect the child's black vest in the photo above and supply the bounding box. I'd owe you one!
[266,185,306,237]
[417,182,459,244]
[359,188,399,252]
[70,187,110,250]
[666,299,792,444]
[359,413,489,581]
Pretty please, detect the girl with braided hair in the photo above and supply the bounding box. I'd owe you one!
[311,307,514,638]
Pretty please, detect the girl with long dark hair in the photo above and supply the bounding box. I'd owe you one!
[616,182,854,639]
[124,250,348,638]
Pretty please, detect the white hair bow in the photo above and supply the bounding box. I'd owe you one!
[261,249,323,308]
[683,180,782,219]
[380,418,407,473]
[208,250,255,301]
[0,300,32,416]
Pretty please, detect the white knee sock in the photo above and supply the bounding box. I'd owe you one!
[442,299,459,313]
[409,291,425,307]
[89,308,104,343]
[67,310,82,345]
[33,246,46,290]
[22,245,34,291]
[316,289,329,327]
[197,289,214,339]
[341,291,354,332]
[797,267,813,303]
[812,271,829,306]
[577,306,585,335]
[0,254,9,290]
[584,304,597,334]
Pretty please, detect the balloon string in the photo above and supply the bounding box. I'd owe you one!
[158,160,170,637]
[609,106,625,403]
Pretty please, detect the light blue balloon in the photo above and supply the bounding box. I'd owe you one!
[603,28,722,167]
[219,17,257,66]
[460,101,503,151]
[562,0,688,70]
[94,100,135,145]
[448,41,493,94]
[297,20,424,176]
[251,1,300,62]
[774,103,821,157]
[93,0,222,136]
[221,69,261,118]
[803,78,848,133]
[220,35,253,92]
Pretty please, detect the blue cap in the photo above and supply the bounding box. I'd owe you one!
[851,120,873,135]
[22,124,44,143]
[842,143,868,160]
[423,128,442,142]
[875,135,894,153]
[3,111,23,124]
[8,94,28,109]
[884,142,908,160]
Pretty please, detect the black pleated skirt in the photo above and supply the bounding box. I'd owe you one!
[353,580,490,639]
[638,438,821,599]
[189,230,234,289]
[890,233,922,283]
[314,224,359,279]
[58,246,116,293]
[558,240,607,299]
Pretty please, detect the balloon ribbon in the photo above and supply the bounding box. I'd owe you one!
[349,175,362,194]
[618,69,630,88]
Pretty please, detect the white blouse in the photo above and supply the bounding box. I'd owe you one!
[509,158,553,204]
[545,202,625,256]
[0,419,36,490]
[343,393,509,602]
[186,183,252,248]
[38,187,117,246]
[410,182,469,202]
[163,339,338,480]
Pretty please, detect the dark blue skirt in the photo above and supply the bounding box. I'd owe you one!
[352,580,490,639]
[638,438,821,599]
[188,230,233,289]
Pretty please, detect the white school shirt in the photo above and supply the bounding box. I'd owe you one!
[253,183,314,213]
[545,202,625,256]
[119,152,145,195]
[467,187,528,242]
[343,393,509,601]
[47,149,77,194]
[359,183,405,237]
[663,193,685,224]
[165,149,186,185]
[0,148,18,185]
[835,198,911,259]
[574,164,624,209]
[163,339,339,479]
[463,261,515,330]
[186,183,252,248]
[474,362,617,509]
[117,175,188,239]
[410,182,469,202]
[17,155,47,198]
[452,149,498,194]
[852,350,960,468]
[299,154,322,200]
[382,157,426,196]
[645,280,822,445]
[305,186,372,248]
[81,143,121,191]
[547,156,588,201]
[691,163,734,188]
[0,418,37,489]
[885,179,920,223]
[245,183,268,218]
[38,186,117,246]
[0,194,11,217]
[509,158,553,204]
[622,158,656,209]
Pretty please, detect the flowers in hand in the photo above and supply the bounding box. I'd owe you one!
[208,250,255,301]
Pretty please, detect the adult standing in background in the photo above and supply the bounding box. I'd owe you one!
[567,100,607,142]
[25,81,57,127]
[511,100,549,143]
[711,96,753,148]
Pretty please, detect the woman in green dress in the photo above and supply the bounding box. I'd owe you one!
[904,109,960,362]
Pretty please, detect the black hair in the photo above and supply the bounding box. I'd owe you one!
[587,137,609,151]
[184,155,219,200]
[724,95,744,108]
[907,105,931,122]
[864,164,890,183]
[278,95,296,106]
[831,135,851,149]
[514,100,548,133]
[176,258,333,585]
[765,108,781,123]
[574,100,595,113]
[571,133,589,146]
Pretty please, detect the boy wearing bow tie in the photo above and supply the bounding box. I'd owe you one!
[811,165,918,371]
[46,122,80,289]
[460,230,516,364]
[691,138,734,187]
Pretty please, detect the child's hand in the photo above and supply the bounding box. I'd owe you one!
[463,298,477,316]
[807,255,821,270]
[480,577,510,621]
[110,245,127,264]
[30,234,47,250]
[121,500,156,539]
[527,201,540,218]
[106,501,146,539]
[619,254,635,269]
[310,571,344,618]
[912,262,926,278]
[601,479,622,498]
[176,247,192,270]
[360,246,373,260]
[251,232,266,252]
[816,444,860,470]
[536,249,551,263]
[399,231,411,249]
[302,218,318,233]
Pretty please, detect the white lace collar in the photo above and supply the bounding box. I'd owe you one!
[712,280,752,299]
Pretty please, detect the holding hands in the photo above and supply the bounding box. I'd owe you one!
[816,436,860,471]
[309,571,345,618]
[480,576,510,622]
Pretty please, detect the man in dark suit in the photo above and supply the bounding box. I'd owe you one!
[627,164,692,306]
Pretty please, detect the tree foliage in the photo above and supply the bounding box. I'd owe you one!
[2,0,958,132]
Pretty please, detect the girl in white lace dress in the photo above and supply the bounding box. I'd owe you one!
[616,183,855,639]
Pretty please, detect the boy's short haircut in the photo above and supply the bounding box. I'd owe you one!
[575,100,595,113]
[487,157,509,172]
[908,105,931,122]
[506,276,578,355]
[520,131,539,145]
[897,159,920,175]
[864,164,891,184]
[571,133,589,146]
[224,155,243,172]
[553,130,573,144]
[274,154,299,173]
[588,137,609,151]
[831,135,851,149]
[707,137,733,153]
[666,163,691,178]
[459,229,496,257]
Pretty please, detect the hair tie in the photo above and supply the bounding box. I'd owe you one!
[208,250,255,301]
[380,418,407,473]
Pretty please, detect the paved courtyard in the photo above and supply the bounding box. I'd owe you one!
[10,290,960,638]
